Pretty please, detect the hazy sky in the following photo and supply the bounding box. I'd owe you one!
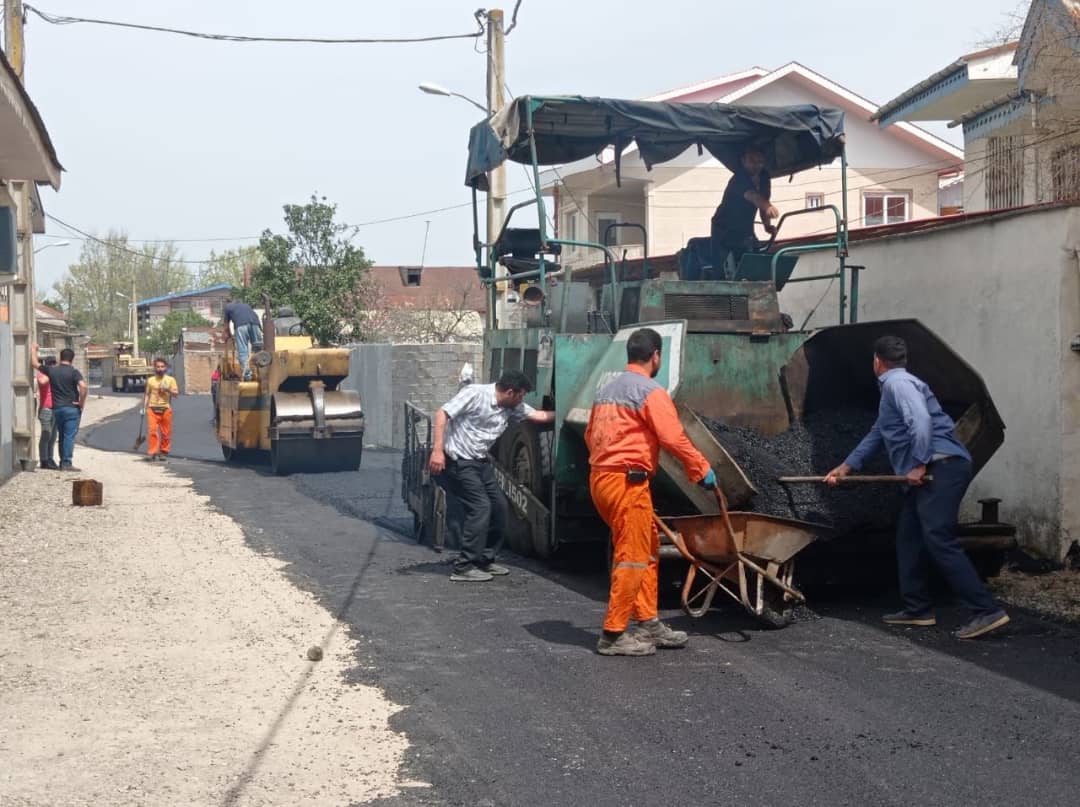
[25,0,1024,294]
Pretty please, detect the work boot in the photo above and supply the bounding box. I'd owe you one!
[59,463,81,472]
[145,455,157,462]
[596,631,657,657]
[955,610,1010,640]
[450,567,494,583]
[882,610,937,627]
[632,618,689,648]
[478,562,510,576]
[158,453,169,462]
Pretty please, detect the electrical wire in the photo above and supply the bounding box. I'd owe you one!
[46,214,220,265]
[505,1,524,36]
[23,4,484,45]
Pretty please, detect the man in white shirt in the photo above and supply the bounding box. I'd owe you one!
[429,370,555,581]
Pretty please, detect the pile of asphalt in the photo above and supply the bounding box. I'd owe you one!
[702,408,903,537]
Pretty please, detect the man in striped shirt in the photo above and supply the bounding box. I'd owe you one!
[429,370,555,582]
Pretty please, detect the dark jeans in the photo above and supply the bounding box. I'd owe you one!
[38,407,57,465]
[708,218,759,281]
[53,405,82,466]
[437,458,508,572]
[896,457,998,617]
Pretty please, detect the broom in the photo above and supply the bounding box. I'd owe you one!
[133,406,147,450]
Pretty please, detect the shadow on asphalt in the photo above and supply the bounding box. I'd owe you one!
[522,619,596,650]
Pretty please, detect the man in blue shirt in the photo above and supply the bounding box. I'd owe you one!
[826,335,1009,640]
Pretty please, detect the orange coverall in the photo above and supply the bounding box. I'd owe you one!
[145,375,177,457]
[585,364,711,633]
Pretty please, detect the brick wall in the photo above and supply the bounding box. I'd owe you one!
[173,351,220,394]
[390,343,483,448]
[343,342,483,449]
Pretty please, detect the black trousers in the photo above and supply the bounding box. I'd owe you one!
[437,458,508,572]
[708,217,759,281]
[896,457,998,616]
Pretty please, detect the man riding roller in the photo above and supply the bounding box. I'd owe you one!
[586,328,718,656]
[710,147,779,279]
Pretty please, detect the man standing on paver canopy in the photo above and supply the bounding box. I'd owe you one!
[31,344,87,471]
[428,370,555,582]
[825,335,1010,640]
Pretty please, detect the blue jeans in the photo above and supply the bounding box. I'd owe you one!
[234,322,263,377]
[896,457,998,617]
[38,407,57,465]
[53,405,82,466]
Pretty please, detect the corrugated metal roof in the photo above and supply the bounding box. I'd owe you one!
[137,283,233,307]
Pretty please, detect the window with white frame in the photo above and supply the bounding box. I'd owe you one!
[596,213,621,246]
[862,192,910,226]
[805,193,824,209]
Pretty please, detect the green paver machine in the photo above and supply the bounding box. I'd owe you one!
[402,95,1012,626]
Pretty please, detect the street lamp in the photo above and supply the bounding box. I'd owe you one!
[418,80,507,326]
[417,82,488,114]
[33,240,70,254]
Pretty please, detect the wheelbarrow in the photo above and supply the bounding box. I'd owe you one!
[653,490,825,628]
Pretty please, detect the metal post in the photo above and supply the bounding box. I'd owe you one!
[838,147,850,325]
[486,9,507,327]
[132,275,139,358]
[5,0,37,470]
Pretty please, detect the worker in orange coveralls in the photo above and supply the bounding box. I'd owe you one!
[142,357,179,461]
[585,327,717,657]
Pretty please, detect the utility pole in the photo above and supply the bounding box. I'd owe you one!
[485,8,507,328]
[131,275,139,358]
[4,0,38,470]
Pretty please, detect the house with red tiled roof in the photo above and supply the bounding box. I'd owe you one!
[364,266,485,343]
[546,62,962,268]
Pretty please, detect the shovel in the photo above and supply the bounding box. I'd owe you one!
[133,408,147,450]
[778,475,932,484]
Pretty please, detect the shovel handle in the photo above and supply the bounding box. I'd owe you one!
[778,475,932,484]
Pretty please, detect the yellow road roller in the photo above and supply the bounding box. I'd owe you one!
[215,303,364,475]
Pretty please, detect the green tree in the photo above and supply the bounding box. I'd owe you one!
[249,195,373,345]
[197,246,261,289]
[53,233,193,342]
[141,310,213,359]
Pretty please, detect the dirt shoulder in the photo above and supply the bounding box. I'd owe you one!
[990,568,1080,623]
[0,395,409,805]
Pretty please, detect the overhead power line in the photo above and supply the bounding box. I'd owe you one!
[23,4,484,45]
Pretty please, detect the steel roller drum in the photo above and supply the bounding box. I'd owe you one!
[270,389,365,475]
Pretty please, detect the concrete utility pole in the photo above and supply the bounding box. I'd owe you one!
[131,275,139,358]
[485,8,508,328]
[4,0,38,469]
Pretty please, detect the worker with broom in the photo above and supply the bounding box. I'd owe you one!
[141,357,179,461]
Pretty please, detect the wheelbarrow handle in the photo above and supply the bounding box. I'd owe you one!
[778,474,933,484]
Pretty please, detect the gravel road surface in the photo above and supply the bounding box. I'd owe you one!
[1,395,409,806]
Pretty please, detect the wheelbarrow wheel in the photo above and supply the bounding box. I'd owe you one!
[751,562,796,629]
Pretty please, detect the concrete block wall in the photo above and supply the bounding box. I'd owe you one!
[173,352,219,395]
[344,342,483,449]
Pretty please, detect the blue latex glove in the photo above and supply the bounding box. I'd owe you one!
[698,468,717,490]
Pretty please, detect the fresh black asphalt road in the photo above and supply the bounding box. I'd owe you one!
[85,393,1080,807]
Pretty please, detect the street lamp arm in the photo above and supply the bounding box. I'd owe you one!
[418,82,488,114]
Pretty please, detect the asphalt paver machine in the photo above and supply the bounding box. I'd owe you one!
[403,96,1012,627]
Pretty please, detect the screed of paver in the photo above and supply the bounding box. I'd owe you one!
[0,395,409,805]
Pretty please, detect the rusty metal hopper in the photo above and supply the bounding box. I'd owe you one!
[782,319,1004,475]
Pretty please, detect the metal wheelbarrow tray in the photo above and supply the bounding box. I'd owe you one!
[654,502,825,629]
